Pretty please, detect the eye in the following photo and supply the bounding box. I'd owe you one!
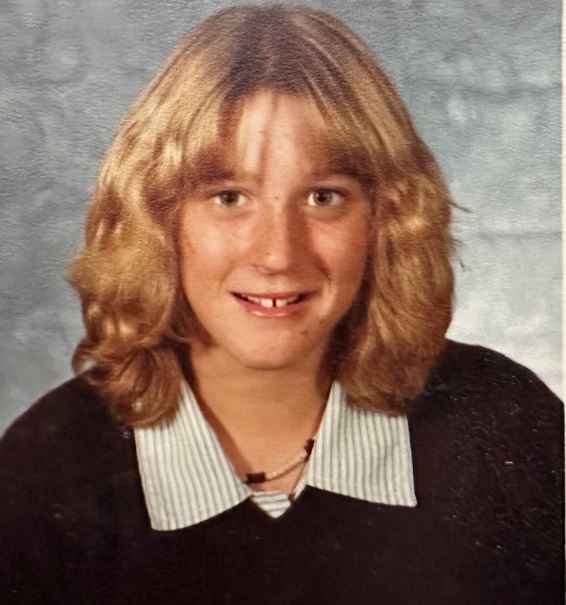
[213,190,245,207]
[308,189,344,207]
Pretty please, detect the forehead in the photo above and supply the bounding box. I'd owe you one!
[187,91,375,186]
[230,91,337,180]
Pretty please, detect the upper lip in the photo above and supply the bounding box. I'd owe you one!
[233,291,310,299]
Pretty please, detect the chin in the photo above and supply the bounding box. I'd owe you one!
[229,344,321,372]
[234,354,304,372]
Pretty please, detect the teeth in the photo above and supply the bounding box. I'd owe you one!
[241,294,301,307]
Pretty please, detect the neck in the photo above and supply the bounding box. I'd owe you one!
[187,343,331,479]
[189,343,330,436]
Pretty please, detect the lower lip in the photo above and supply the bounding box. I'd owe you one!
[232,294,311,318]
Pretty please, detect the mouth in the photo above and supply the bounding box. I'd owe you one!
[233,292,307,308]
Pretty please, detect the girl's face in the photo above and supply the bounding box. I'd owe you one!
[179,90,370,373]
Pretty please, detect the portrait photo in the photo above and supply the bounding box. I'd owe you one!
[0,1,562,603]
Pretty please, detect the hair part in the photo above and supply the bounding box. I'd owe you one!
[69,4,454,426]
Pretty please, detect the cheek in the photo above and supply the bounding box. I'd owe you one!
[181,230,216,265]
[323,222,370,292]
[179,231,214,303]
[179,216,234,278]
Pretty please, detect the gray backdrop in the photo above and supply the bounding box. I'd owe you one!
[0,0,561,433]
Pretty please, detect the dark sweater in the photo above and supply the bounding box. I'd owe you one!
[0,341,563,604]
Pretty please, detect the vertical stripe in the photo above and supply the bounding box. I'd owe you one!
[352,410,365,499]
[166,415,191,525]
[381,415,395,502]
[346,404,360,497]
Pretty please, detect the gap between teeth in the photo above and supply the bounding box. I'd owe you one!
[241,294,301,308]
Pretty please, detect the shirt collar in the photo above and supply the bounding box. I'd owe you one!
[305,382,416,506]
[134,382,416,531]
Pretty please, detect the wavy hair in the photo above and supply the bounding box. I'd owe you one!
[69,4,454,426]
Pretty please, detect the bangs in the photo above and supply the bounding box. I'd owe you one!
[180,90,381,197]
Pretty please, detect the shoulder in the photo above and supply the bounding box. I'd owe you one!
[410,339,563,457]
[0,376,133,488]
[3,375,108,436]
[410,339,563,531]
[0,378,137,599]
[413,339,562,422]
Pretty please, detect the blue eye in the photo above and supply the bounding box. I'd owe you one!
[308,190,343,206]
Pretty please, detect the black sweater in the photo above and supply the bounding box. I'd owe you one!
[0,341,563,604]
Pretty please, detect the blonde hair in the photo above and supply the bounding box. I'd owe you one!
[69,4,454,426]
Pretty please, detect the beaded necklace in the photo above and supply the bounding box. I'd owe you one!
[242,438,315,485]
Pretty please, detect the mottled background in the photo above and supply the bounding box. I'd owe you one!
[0,0,561,432]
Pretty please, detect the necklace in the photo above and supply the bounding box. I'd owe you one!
[243,438,316,485]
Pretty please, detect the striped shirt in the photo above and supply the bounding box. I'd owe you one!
[135,382,417,531]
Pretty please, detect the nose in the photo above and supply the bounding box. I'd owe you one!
[249,204,307,275]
